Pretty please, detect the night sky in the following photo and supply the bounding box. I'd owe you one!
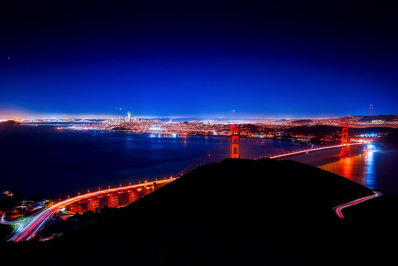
[1,1,397,119]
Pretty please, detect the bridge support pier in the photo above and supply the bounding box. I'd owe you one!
[341,122,349,158]
[128,189,140,204]
[87,197,99,212]
[108,193,119,208]
[68,203,82,214]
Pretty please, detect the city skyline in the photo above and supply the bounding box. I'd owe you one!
[1,2,397,118]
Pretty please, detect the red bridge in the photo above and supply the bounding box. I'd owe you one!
[174,121,363,177]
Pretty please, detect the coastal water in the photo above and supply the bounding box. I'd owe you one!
[0,126,301,199]
[319,150,398,195]
[2,126,398,200]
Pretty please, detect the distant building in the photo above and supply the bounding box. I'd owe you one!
[127,112,131,122]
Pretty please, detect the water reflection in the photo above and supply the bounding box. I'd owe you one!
[365,151,377,188]
[319,151,376,190]
[319,150,398,194]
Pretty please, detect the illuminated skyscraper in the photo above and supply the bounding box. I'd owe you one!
[127,112,131,122]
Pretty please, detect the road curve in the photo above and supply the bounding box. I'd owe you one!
[333,191,382,219]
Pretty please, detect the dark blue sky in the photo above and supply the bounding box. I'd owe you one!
[1,1,397,118]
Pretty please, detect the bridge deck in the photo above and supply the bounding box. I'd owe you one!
[275,144,366,166]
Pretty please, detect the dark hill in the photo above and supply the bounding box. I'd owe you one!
[3,159,398,265]
[0,120,20,126]
[359,115,398,122]
[291,119,313,124]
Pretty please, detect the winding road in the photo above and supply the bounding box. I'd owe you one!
[333,191,382,219]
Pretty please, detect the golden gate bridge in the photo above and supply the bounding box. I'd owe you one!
[174,123,352,177]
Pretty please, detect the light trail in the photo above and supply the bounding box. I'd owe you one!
[1,213,35,241]
[9,179,175,242]
[333,191,382,219]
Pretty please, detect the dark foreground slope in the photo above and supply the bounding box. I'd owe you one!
[3,159,398,265]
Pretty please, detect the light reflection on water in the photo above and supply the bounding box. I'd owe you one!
[319,150,398,195]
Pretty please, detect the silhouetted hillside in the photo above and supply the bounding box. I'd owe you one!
[2,159,398,265]
[0,120,20,126]
[291,119,313,124]
[359,115,398,122]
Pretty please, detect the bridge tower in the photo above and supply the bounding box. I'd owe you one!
[342,122,349,157]
[231,125,240,158]
[128,189,140,204]
[107,193,119,208]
